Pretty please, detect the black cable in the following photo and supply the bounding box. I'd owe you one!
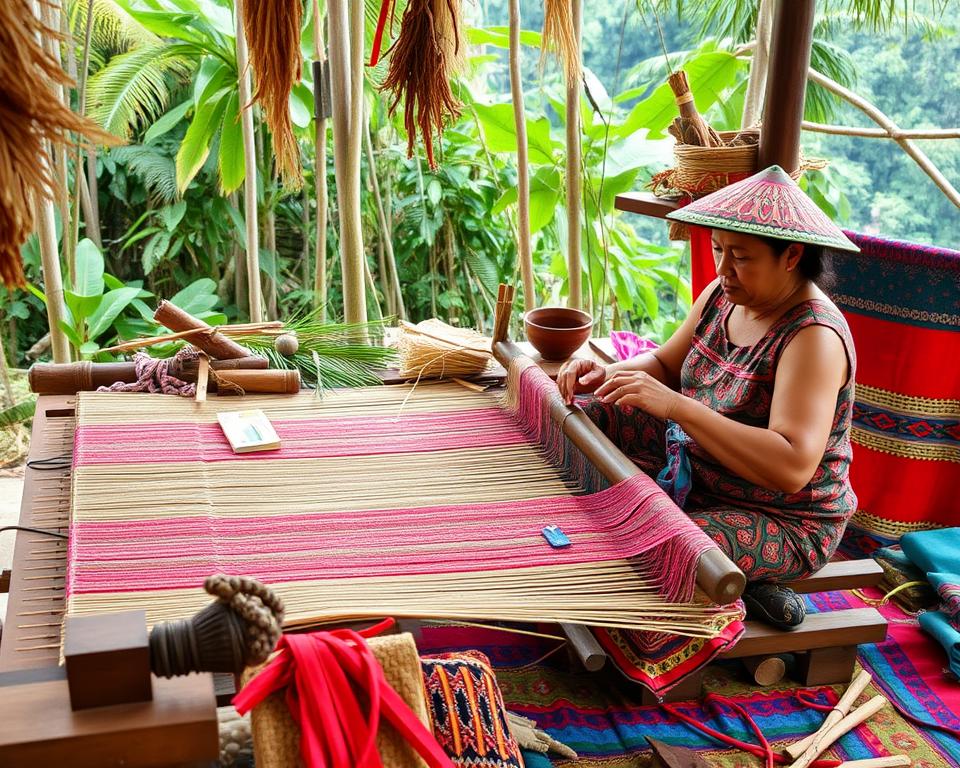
[26,455,71,471]
[0,525,68,539]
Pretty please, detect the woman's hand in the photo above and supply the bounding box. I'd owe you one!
[594,371,684,420]
[557,359,608,404]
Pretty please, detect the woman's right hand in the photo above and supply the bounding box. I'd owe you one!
[557,359,608,405]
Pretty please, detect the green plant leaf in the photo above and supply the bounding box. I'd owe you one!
[170,278,219,315]
[74,239,105,297]
[58,320,84,348]
[529,167,561,234]
[465,26,542,49]
[427,178,442,205]
[144,100,192,144]
[176,89,229,192]
[160,200,188,231]
[64,290,101,324]
[290,83,313,129]
[474,103,556,165]
[218,91,244,193]
[86,287,141,340]
[80,341,101,356]
[492,186,518,215]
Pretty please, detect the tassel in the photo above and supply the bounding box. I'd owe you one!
[241,0,304,188]
[381,0,463,168]
[540,0,581,84]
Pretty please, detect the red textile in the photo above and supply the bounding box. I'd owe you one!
[689,224,716,298]
[233,620,454,768]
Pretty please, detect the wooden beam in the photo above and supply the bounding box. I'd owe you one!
[613,192,679,219]
[758,0,816,172]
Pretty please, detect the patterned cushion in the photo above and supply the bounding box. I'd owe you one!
[420,651,523,768]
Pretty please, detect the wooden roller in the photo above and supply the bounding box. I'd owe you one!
[28,357,269,395]
[492,339,746,606]
[213,369,301,395]
[743,655,786,686]
[153,300,251,360]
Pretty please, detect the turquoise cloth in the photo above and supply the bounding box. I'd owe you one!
[520,750,554,768]
[656,420,693,508]
[900,528,960,677]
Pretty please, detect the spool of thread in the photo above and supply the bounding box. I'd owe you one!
[28,357,272,395]
[214,368,301,395]
[154,300,251,360]
[150,575,284,678]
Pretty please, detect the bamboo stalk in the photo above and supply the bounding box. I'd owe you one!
[741,0,773,129]
[71,0,95,267]
[565,0,582,310]
[802,121,960,140]
[790,695,888,768]
[508,0,534,313]
[36,194,71,364]
[312,0,329,318]
[235,0,263,322]
[834,758,910,768]
[785,670,872,759]
[364,113,405,319]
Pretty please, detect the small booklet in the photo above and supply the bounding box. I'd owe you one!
[217,409,281,453]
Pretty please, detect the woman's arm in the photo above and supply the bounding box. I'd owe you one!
[670,324,849,493]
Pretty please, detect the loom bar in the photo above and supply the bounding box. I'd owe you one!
[492,340,746,606]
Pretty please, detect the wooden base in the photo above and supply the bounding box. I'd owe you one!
[0,667,218,768]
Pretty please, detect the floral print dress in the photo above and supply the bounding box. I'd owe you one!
[583,285,858,582]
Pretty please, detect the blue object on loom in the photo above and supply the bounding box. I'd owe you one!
[656,420,693,508]
[901,528,960,677]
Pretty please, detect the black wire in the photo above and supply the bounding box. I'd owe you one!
[26,455,71,471]
[0,526,68,540]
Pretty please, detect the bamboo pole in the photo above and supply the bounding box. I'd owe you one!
[565,0,583,310]
[86,150,102,248]
[802,121,960,140]
[312,0,329,318]
[508,0,534,313]
[741,0,773,129]
[71,0,95,265]
[785,670,872,759]
[36,195,71,363]
[806,68,960,209]
[364,113,406,319]
[235,0,263,322]
[327,0,366,326]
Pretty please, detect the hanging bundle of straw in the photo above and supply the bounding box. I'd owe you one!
[241,0,303,188]
[397,319,491,379]
[540,0,581,84]
[381,0,464,168]
[0,0,119,288]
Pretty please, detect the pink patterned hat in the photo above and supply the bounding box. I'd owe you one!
[666,165,859,252]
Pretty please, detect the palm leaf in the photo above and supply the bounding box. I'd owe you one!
[0,399,36,428]
[87,44,193,139]
[109,144,180,204]
[69,0,159,55]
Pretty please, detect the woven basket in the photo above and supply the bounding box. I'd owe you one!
[242,632,430,768]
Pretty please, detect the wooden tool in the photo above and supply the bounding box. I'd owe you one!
[646,737,713,768]
[790,695,888,768]
[835,757,910,768]
[785,670,873,759]
[153,300,251,359]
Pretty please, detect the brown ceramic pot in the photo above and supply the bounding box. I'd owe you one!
[523,307,593,361]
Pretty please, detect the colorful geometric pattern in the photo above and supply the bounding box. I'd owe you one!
[417,614,960,767]
[420,651,524,768]
[831,232,960,537]
[667,165,860,252]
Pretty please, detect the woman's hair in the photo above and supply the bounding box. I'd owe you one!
[755,235,836,291]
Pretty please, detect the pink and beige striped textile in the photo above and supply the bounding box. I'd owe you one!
[66,365,739,636]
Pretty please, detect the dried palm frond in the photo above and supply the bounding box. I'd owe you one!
[241,0,303,188]
[0,0,121,288]
[381,0,463,168]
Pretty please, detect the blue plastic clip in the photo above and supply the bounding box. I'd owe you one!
[541,525,571,548]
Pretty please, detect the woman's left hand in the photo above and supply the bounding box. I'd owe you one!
[594,371,685,421]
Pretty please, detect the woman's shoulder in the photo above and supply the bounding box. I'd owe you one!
[788,288,851,334]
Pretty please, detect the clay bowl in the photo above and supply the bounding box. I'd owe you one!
[523,307,593,361]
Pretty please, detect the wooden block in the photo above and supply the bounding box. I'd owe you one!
[614,192,680,219]
[785,559,883,594]
[0,667,218,768]
[64,611,152,710]
[743,655,787,686]
[721,608,887,659]
[797,645,859,686]
[0,569,9,593]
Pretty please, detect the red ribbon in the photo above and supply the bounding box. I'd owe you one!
[369,0,394,67]
[233,619,454,768]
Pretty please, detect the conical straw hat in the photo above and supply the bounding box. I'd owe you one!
[666,165,859,252]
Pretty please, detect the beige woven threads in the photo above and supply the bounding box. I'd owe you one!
[397,319,492,379]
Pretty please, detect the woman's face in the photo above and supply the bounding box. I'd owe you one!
[711,229,802,306]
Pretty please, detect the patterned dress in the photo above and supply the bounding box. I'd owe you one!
[583,285,858,582]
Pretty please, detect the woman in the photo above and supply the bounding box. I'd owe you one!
[558,166,859,629]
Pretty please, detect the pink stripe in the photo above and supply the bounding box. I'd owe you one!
[73,408,528,466]
[66,475,715,596]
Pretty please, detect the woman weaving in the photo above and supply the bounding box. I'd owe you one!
[558,166,859,629]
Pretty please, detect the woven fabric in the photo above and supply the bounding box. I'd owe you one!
[420,651,523,768]
[666,165,859,252]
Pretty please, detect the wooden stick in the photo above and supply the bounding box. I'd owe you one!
[195,355,209,402]
[834,758,911,768]
[153,300,252,360]
[790,695,888,768]
[785,670,872,759]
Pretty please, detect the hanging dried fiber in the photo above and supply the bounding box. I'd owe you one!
[540,0,581,84]
[241,0,304,188]
[0,0,119,288]
[381,0,463,168]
